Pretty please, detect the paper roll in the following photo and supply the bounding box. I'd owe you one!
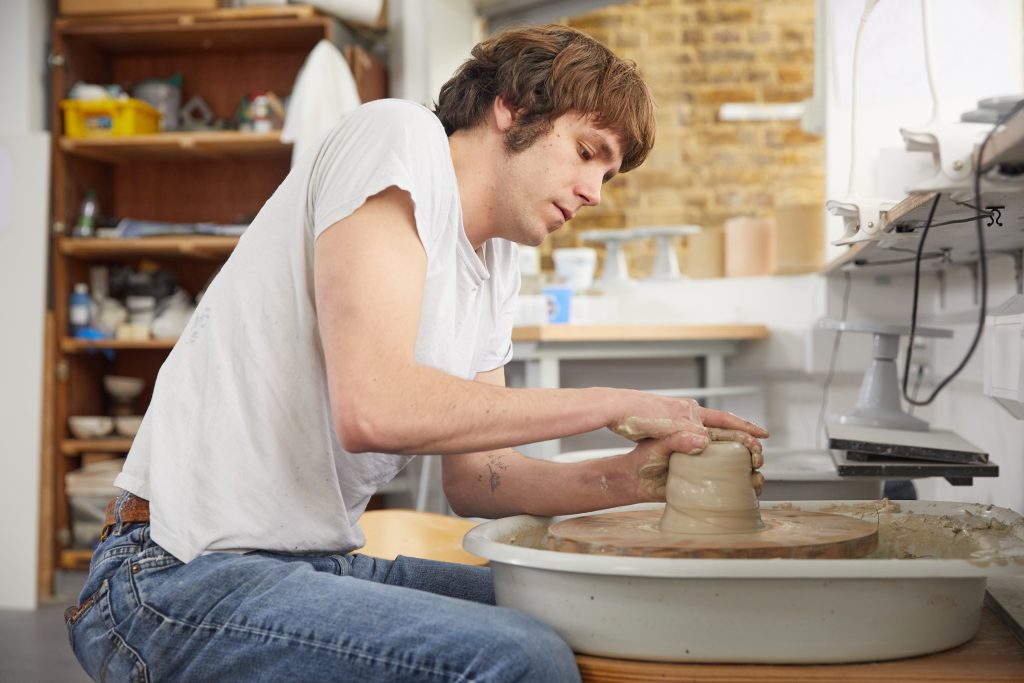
[306,0,384,26]
[724,216,774,278]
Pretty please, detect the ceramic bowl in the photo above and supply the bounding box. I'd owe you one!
[103,375,145,402]
[68,416,114,439]
[114,415,144,438]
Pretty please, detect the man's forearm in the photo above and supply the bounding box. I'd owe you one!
[442,447,643,518]
[337,362,624,456]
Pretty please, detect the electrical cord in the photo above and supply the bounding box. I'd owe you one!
[906,363,926,416]
[816,270,852,448]
[853,253,943,267]
[900,100,1024,406]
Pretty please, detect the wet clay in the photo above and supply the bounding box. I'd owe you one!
[544,441,878,558]
[660,441,765,535]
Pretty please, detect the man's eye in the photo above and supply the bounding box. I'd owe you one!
[579,145,593,161]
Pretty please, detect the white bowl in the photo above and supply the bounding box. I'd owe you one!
[114,415,143,438]
[103,375,145,401]
[68,416,114,439]
[464,500,1024,663]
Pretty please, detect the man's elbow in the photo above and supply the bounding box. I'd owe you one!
[335,407,395,454]
[443,480,473,518]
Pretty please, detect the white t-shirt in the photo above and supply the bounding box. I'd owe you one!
[115,99,520,563]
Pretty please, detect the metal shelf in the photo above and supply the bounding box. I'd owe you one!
[823,107,1024,277]
[823,190,1024,276]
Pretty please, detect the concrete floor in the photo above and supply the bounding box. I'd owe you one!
[1,572,90,682]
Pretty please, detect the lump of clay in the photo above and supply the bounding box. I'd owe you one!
[659,440,765,535]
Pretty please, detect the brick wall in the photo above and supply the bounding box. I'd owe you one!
[552,0,824,277]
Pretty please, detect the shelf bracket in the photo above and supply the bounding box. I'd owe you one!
[936,269,946,310]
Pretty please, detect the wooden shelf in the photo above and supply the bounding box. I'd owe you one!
[512,324,770,343]
[62,338,176,353]
[60,131,289,163]
[53,5,331,53]
[59,235,239,260]
[61,439,132,455]
[822,188,1024,276]
[824,107,1024,277]
[60,549,94,571]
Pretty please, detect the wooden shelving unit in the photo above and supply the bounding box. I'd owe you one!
[41,5,385,586]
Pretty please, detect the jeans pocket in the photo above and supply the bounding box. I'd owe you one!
[68,580,150,683]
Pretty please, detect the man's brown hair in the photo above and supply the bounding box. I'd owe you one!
[435,24,655,173]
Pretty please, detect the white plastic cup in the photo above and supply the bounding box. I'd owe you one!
[553,247,597,291]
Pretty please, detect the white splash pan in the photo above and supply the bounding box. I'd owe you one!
[464,500,1024,663]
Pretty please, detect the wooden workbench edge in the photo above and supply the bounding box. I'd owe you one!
[511,324,770,343]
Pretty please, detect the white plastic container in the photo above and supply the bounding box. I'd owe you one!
[65,459,123,546]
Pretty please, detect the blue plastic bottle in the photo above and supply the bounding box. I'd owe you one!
[69,283,92,337]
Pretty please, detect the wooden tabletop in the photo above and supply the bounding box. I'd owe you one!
[576,606,1024,682]
[511,324,770,343]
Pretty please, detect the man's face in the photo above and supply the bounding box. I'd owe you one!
[494,112,623,247]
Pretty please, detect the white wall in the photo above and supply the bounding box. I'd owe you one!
[0,0,51,610]
[388,0,482,105]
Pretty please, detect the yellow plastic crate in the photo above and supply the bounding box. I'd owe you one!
[60,98,161,138]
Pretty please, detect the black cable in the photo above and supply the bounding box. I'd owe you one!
[853,253,943,267]
[906,363,926,416]
[816,271,852,448]
[900,100,1024,406]
[921,214,998,229]
[899,193,942,406]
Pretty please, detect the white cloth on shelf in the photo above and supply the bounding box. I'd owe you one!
[282,39,362,167]
[305,0,383,25]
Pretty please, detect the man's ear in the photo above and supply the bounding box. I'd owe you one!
[492,96,516,133]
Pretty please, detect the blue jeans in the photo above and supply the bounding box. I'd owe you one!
[67,493,581,682]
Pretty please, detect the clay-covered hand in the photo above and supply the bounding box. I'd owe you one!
[628,434,767,502]
[751,470,765,497]
[707,427,765,469]
[609,396,709,454]
[628,432,709,501]
[610,397,768,463]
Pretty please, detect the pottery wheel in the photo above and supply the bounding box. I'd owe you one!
[545,507,878,559]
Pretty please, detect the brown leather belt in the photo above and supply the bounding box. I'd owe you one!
[100,493,150,541]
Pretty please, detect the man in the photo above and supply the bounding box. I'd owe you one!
[68,25,767,682]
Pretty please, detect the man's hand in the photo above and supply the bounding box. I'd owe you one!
[610,396,768,462]
[613,396,768,502]
[627,432,767,503]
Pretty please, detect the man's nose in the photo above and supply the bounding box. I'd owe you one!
[576,174,602,207]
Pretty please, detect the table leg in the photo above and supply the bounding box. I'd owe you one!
[700,353,725,410]
[522,356,561,459]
